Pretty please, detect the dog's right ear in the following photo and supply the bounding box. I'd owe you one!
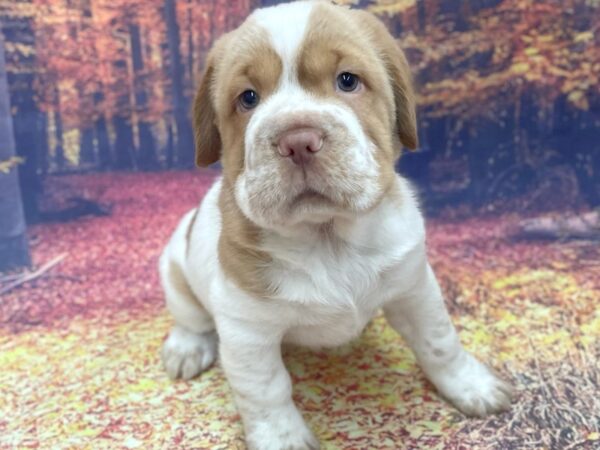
[353,10,418,151]
[193,45,222,167]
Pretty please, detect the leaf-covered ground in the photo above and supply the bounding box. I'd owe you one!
[1,171,599,449]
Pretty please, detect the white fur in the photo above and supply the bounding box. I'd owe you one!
[251,1,314,80]
[161,176,512,447]
[160,3,512,449]
[238,87,381,229]
[161,325,217,380]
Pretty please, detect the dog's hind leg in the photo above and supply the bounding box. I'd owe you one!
[159,210,217,380]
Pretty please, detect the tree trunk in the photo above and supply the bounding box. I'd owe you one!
[96,117,112,170]
[114,115,135,169]
[53,86,66,170]
[2,7,44,223]
[79,127,96,165]
[416,0,427,33]
[93,92,112,169]
[0,32,30,271]
[467,117,515,206]
[112,27,137,170]
[165,0,194,167]
[39,112,49,175]
[129,23,157,170]
[166,121,175,169]
[186,0,195,84]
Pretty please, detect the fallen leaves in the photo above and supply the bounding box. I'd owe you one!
[0,170,218,332]
[0,171,598,449]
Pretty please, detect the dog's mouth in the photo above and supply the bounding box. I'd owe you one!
[290,188,331,206]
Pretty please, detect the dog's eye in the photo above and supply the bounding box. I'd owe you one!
[337,72,360,92]
[239,90,259,110]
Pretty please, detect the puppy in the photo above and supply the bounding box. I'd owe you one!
[159,2,513,449]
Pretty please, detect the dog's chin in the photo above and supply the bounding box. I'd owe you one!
[285,189,340,225]
[243,190,346,230]
[289,188,331,208]
[281,185,385,228]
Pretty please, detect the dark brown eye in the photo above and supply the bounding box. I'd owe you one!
[239,90,259,109]
[337,72,360,92]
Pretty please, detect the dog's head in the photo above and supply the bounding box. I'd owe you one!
[194,0,417,229]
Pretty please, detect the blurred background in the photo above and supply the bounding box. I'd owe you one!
[1,3,599,448]
[0,0,599,268]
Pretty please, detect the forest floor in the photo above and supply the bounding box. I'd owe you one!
[1,170,599,449]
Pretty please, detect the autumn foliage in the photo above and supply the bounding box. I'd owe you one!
[1,0,256,172]
[388,0,600,117]
[1,0,598,208]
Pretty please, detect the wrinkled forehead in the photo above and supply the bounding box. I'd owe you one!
[215,2,380,94]
[250,1,316,77]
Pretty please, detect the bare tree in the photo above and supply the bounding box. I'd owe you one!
[0,32,30,271]
[165,0,194,167]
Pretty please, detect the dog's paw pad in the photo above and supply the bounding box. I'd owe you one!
[161,327,217,380]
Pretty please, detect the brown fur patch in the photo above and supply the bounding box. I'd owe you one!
[296,3,417,200]
[299,4,417,153]
[193,23,283,171]
[193,21,283,298]
[211,22,283,187]
[218,181,273,298]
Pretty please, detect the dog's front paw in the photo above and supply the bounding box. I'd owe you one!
[433,353,514,417]
[246,407,319,450]
[161,326,217,380]
[248,428,319,450]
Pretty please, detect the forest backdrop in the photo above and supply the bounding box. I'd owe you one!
[1,0,599,270]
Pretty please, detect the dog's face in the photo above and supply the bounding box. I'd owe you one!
[194,1,417,229]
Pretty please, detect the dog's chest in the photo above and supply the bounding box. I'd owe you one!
[268,230,393,299]
[264,230,405,347]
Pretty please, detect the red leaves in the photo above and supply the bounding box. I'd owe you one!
[0,170,218,333]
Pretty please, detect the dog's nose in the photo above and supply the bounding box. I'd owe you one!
[277,128,323,166]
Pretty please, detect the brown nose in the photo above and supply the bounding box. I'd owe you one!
[277,127,323,166]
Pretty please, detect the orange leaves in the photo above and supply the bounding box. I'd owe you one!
[391,0,600,118]
[25,0,254,134]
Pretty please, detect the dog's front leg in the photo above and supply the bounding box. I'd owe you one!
[218,319,319,450]
[384,261,513,417]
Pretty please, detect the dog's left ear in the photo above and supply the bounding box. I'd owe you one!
[386,44,418,150]
[193,37,228,167]
[356,10,418,150]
